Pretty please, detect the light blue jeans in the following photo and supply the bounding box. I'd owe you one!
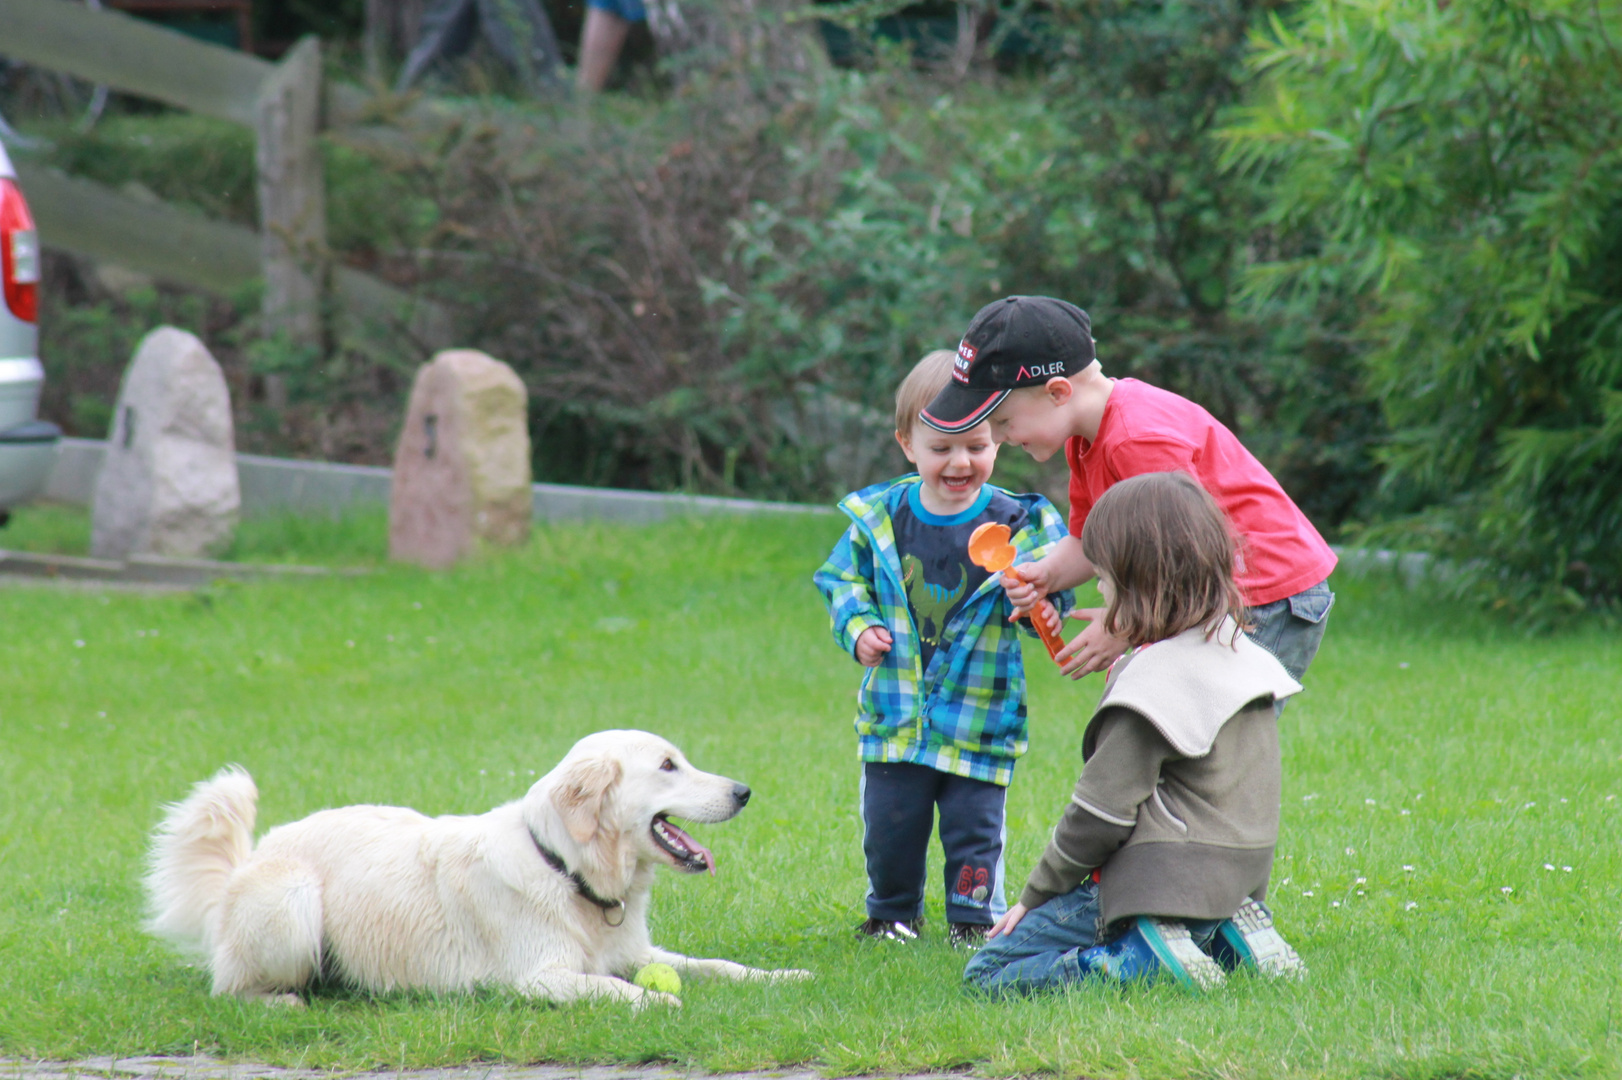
[1245,579,1334,685]
[961,879,1219,996]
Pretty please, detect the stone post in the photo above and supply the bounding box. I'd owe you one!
[389,349,532,568]
[91,327,240,560]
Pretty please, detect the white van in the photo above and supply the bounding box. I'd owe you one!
[0,140,60,520]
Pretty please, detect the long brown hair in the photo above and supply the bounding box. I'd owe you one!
[1080,471,1249,647]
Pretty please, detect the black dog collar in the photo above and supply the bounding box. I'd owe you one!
[530,829,626,926]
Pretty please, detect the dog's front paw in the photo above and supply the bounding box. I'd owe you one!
[767,968,814,982]
[630,989,682,1011]
[246,991,307,1008]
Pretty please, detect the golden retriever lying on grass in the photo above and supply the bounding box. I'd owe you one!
[144,730,809,1006]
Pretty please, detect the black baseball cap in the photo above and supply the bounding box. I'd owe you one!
[919,296,1095,434]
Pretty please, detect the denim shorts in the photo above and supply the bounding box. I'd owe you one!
[1245,578,1334,684]
[587,0,647,22]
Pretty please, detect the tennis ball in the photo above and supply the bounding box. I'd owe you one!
[633,962,682,997]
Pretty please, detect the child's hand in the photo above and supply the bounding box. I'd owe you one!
[999,558,1052,609]
[854,626,893,667]
[987,902,1029,939]
[1056,609,1130,679]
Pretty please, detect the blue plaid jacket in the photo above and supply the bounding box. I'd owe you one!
[813,476,1074,786]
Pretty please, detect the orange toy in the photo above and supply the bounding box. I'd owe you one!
[967,522,1066,663]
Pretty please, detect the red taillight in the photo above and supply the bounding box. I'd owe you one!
[1,178,40,324]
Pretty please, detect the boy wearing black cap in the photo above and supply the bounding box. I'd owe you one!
[920,296,1336,684]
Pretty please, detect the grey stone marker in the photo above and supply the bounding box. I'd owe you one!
[91,327,241,560]
[389,349,532,568]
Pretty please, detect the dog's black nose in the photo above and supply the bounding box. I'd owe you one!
[732,783,752,806]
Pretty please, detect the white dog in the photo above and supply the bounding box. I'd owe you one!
[144,730,809,1006]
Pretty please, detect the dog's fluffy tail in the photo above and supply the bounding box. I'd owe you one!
[144,765,258,953]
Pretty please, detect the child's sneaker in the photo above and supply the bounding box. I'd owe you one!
[948,923,988,949]
[1078,917,1226,992]
[1209,897,1306,978]
[855,917,922,942]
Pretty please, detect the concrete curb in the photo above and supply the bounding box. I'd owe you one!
[0,548,358,589]
[42,440,834,525]
[0,1059,906,1080]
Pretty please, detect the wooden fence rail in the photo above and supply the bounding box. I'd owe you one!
[0,0,272,123]
[0,0,450,353]
[14,162,449,346]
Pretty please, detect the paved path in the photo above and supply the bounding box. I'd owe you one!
[0,1059,932,1080]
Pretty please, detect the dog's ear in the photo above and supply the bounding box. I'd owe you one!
[551,756,623,845]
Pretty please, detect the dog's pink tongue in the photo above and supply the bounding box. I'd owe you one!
[693,836,715,875]
[666,820,716,875]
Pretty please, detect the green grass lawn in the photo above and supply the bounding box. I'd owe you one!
[1,506,1618,1078]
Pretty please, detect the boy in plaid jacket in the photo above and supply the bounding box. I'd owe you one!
[814,351,1072,947]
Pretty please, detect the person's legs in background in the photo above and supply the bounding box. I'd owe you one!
[575,0,646,91]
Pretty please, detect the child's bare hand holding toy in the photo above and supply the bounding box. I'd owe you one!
[854,626,893,666]
[998,559,1053,611]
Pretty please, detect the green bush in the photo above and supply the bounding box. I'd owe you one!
[1223,0,1622,621]
[22,7,1389,522]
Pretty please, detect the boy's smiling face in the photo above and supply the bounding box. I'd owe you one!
[988,381,1077,462]
[896,420,998,516]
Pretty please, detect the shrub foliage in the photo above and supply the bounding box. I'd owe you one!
[1224,0,1622,618]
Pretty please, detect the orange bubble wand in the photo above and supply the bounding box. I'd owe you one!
[967,522,1066,664]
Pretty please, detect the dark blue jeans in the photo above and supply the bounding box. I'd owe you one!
[963,880,1219,995]
[1245,579,1334,687]
[861,762,1007,925]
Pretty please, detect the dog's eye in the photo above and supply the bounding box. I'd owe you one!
[660,758,677,772]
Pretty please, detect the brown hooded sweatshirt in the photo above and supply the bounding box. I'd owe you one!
[1020,618,1302,925]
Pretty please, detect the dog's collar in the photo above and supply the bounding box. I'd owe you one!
[529,829,626,927]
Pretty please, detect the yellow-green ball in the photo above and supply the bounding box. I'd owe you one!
[633,962,682,996]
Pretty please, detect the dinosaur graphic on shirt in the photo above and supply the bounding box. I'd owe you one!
[902,554,968,646]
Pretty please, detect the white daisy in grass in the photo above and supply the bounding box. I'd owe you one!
[1405,902,1418,911]
[1402,865,1415,872]
[1501,886,1514,894]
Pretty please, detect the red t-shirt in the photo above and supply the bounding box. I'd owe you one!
[1067,378,1337,606]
